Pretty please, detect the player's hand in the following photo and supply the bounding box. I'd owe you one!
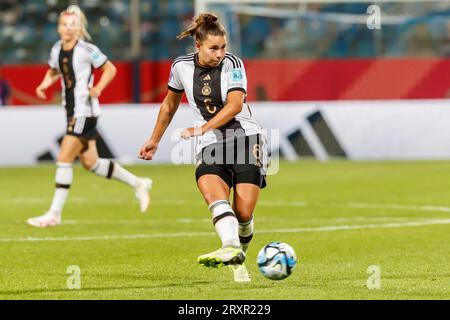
[139,141,158,161]
[180,127,203,139]
[89,87,102,98]
[35,85,47,100]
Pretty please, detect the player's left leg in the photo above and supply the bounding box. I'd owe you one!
[80,140,152,212]
[233,134,268,252]
[227,133,267,281]
[229,182,260,282]
[233,183,259,254]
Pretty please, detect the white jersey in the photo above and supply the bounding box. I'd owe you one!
[48,39,108,118]
[168,52,263,155]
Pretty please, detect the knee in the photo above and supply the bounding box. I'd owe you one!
[57,154,73,164]
[203,192,223,206]
[81,157,97,171]
[234,209,253,223]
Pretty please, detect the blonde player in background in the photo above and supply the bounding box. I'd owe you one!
[139,13,268,282]
[27,5,152,228]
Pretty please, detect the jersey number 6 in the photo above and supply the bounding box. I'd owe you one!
[204,98,217,114]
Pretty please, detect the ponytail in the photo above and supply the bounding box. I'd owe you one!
[177,13,226,42]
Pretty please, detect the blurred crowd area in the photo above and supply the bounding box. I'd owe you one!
[0,0,194,63]
[239,1,450,58]
[0,0,450,64]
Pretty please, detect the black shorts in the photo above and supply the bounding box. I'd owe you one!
[195,134,267,189]
[66,117,98,151]
[66,117,98,140]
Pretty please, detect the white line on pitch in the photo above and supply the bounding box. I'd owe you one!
[1,198,307,207]
[58,216,418,225]
[266,219,450,233]
[0,232,215,243]
[2,198,190,205]
[4,198,450,213]
[348,202,450,212]
[61,218,213,225]
[260,200,307,207]
[1,219,449,243]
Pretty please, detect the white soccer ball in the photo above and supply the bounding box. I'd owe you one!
[257,241,298,280]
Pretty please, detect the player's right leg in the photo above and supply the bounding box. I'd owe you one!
[196,170,245,268]
[233,184,259,254]
[27,135,83,228]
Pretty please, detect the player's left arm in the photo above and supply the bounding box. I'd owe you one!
[89,61,117,98]
[182,57,247,139]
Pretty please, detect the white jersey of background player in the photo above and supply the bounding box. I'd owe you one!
[27,5,152,228]
[47,38,107,118]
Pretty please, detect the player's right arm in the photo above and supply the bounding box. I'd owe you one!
[139,89,183,160]
[36,68,60,100]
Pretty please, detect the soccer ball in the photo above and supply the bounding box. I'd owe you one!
[257,241,298,280]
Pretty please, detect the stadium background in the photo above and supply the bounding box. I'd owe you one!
[1,0,450,105]
[1,0,450,300]
[2,0,450,166]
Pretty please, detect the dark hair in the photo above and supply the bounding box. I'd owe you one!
[177,13,226,42]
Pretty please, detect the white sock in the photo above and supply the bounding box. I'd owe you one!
[49,162,73,216]
[49,189,69,217]
[112,162,139,188]
[209,200,241,248]
[90,159,138,188]
[239,217,254,254]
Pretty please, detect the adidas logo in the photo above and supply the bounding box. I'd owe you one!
[202,75,211,81]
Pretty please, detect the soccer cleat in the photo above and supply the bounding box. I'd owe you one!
[198,247,246,269]
[230,263,251,282]
[27,212,61,228]
[134,177,152,212]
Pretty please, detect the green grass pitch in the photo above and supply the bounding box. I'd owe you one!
[0,161,449,299]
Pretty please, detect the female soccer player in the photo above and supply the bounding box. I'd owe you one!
[27,5,152,228]
[139,13,267,282]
